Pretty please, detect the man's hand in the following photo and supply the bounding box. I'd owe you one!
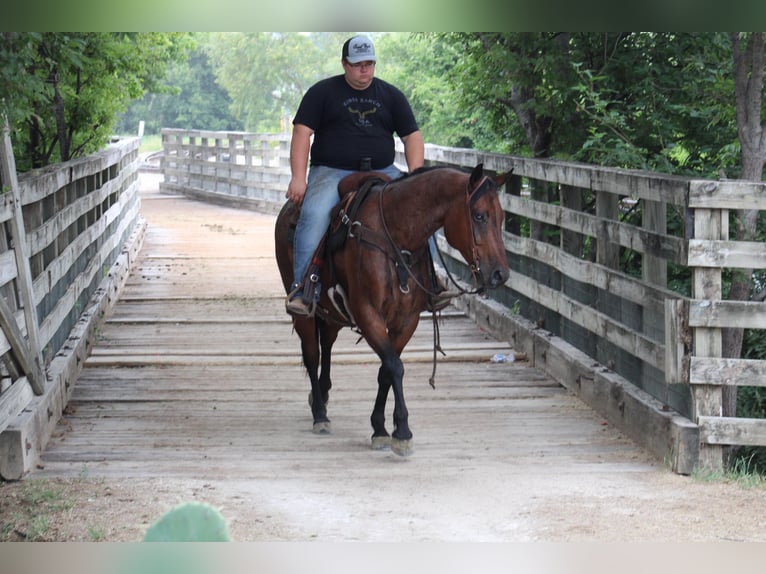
[286,177,308,206]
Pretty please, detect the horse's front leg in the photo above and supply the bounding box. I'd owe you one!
[376,352,412,456]
[370,372,391,450]
[388,354,413,456]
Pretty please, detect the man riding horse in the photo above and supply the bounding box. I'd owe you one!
[283,34,455,317]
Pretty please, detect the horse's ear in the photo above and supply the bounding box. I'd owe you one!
[469,163,484,187]
[494,168,514,187]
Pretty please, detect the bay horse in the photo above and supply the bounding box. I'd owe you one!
[274,163,510,456]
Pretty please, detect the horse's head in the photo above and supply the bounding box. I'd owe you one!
[443,163,510,290]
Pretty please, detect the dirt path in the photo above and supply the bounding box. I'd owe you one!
[3,460,766,542]
[2,173,766,543]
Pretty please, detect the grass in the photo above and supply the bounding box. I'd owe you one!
[116,133,162,154]
[692,452,766,488]
[0,477,108,542]
[87,524,108,541]
[0,480,73,541]
[139,134,162,154]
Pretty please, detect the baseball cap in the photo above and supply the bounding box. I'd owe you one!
[342,35,376,64]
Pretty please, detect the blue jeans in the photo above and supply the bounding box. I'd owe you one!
[292,164,404,290]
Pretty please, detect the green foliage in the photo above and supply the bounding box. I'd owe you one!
[1,32,192,171]
[569,33,738,175]
[117,34,241,135]
[376,33,499,151]
[739,327,766,451]
[436,32,742,176]
[205,32,347,133]
[436,33,582,157]
[87,523,108,541]
[693,452,766,486]
[0,32,46,129]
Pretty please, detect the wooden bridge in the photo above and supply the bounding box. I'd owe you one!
[27,172,766,546]
[35,172,656,484]
[3,128,766,483]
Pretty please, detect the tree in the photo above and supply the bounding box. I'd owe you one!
[0,32,192,171]
[204,32,346,133]
[0,33,46,135]
[117,36,242,135]
[373,33,497,151]
[437,32,766,437]
[439,33,583,158]
[439,33,741,173]
[722,32,766,421]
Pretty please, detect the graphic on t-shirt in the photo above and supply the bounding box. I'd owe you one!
[348,106,377,127]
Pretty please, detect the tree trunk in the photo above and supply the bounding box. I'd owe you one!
[724,33,766,424]
[51,70,70,162]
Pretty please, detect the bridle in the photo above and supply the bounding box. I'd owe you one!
[378,173,496,298]
[460,174,496,291]
[430,174,499,298]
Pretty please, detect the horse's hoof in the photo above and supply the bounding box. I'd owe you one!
[312,421,332,434]
[371,435,391,451]
[390,437,413,457]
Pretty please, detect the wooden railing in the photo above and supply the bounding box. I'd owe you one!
[671,181,766,470]
[161,128,766,473]
[160,129,290,213]
[0,126,143,479]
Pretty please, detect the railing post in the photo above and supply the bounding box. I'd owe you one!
[0,117,43,381]
[691,207,725,470]
[643,199,668,340]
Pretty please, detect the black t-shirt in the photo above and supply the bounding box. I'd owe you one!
[293,75,419,171]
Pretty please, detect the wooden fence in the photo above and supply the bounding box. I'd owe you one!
[160,129,290,213]
[0,125,143,479]
[161,128,766,474]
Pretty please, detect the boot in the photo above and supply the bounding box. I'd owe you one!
[286,286,312,316]
[426,277,459,312]
[286,294,312,316]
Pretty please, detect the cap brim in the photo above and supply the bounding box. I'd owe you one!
[345,56,377,64]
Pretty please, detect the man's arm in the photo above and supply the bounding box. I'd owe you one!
[285,123,313,206]
[401,130,425,172]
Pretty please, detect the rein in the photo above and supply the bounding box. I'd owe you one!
[378,185,437,297]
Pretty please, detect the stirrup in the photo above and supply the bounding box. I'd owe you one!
[328,285,356,325]
[286,286,316,317]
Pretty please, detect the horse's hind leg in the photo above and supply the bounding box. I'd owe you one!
[308,321,339,434]
[308,365,331,435]
[317,322,338,407]
[296,319,331,434]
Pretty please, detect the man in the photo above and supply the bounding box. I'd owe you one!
[285,35,451,316]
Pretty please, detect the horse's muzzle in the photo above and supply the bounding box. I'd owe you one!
[487,267,510,289]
